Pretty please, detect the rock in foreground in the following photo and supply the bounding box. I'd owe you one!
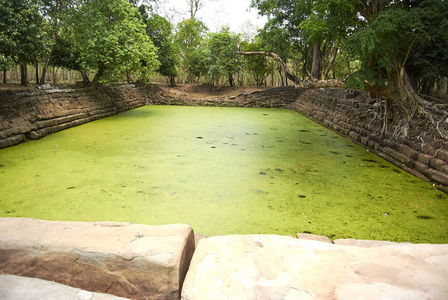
[182,235,448,299]
[0,218,195,300]
[0,274,130,300]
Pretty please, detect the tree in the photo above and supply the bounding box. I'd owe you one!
[251,0,357,80]
[206,28,241,87]
[176,17,208,56]
[0,0,46,85]
[242,39,272,86]
[175,17,208,82]
[186,0,203,19]
[69,0,159,87]
[48,36,82,71]
[144,11,179,85]
[39,0,73,85]
[257,25,294,85]
[0,54,13,84]
[344,0,448,140]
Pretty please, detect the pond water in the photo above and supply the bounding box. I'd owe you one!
[0,105,447,243]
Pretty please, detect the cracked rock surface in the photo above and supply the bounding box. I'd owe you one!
[0,218,195,300]
[181,235,448,299]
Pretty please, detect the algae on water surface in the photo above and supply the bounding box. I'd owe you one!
[0,105,447,243]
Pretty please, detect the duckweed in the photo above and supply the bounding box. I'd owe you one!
[0,105,447,243]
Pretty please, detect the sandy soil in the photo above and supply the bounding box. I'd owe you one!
[0,81,271,96]
[149,82,271,100]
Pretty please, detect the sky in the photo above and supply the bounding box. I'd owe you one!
[157,0,268,34]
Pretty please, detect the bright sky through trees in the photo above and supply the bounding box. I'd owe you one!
[159,0,267,33]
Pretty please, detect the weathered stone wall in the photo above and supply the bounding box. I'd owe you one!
[0,84,147,149]
[284,87,448,191]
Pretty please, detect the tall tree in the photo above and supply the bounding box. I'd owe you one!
[144,10,179,85]
[186,0,203,19]
[206,28,241,87]
[343,0,448,139]
[0,0,46,85]
[175,17,208,81]
[69,0,159,87]
[39,0,72,85]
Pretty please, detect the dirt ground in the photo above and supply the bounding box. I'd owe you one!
[0,81,271,97]
[144,82,273,101]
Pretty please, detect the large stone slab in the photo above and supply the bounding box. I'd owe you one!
[0,274,130,300]
[181,235,448,299]
[0,218,195,300]
[333,238,412,248]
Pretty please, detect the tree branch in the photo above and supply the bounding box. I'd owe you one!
[235,39,301,84]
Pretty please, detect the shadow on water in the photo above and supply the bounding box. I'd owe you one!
[0,105,447,243]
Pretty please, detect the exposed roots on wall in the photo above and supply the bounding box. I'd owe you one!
[369,69,448,149]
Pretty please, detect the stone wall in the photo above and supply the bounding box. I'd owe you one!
[285,87,448,191]
[0,84,148,149]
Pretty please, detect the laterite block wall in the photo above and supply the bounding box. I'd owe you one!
[0,84,147,149]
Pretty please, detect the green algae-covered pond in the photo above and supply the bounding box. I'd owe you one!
[1,105,447,243]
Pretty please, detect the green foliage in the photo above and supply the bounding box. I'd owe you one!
[70,0,159,85]
[343,0,447,94]
[207,28,240,81]
[185,46,210,81]
[175,18,208,57]
[0,0,46,65]
[183,28,241,86]
[48,36,81,71]
[241,39,273,86]
[144,12,179,84]
[405,0,448,93]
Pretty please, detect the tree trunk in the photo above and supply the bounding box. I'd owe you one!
[53,66,57,85]
[311,41,321,79]
[169,76,175,86]
[278,69,284,86]
[40,54,51,85]
[35,62,39,84]
[393,66,447,140]
[228,73,234,87]
[321,46,338,80]
[20,65,28,86]
[346,58,352,77]
[2,69,6,83]
[92,66,105,89]
[80,70,90,84]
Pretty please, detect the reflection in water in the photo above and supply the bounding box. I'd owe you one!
[0,105,447,243]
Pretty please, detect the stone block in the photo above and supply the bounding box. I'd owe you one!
[194,233,207,248]
[296,233,332,243]
[418,153,432,165]
[181,235,448,300]
[437,150,448,161]
[430,158,446,170]
[0,275,130,300]
[29,131,42,140]
[424,169,448,186]
[0,218,195,300]
[333,239,411,247]
[399,144,418,160]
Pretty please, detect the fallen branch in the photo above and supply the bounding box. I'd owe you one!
[235,39,301,84]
